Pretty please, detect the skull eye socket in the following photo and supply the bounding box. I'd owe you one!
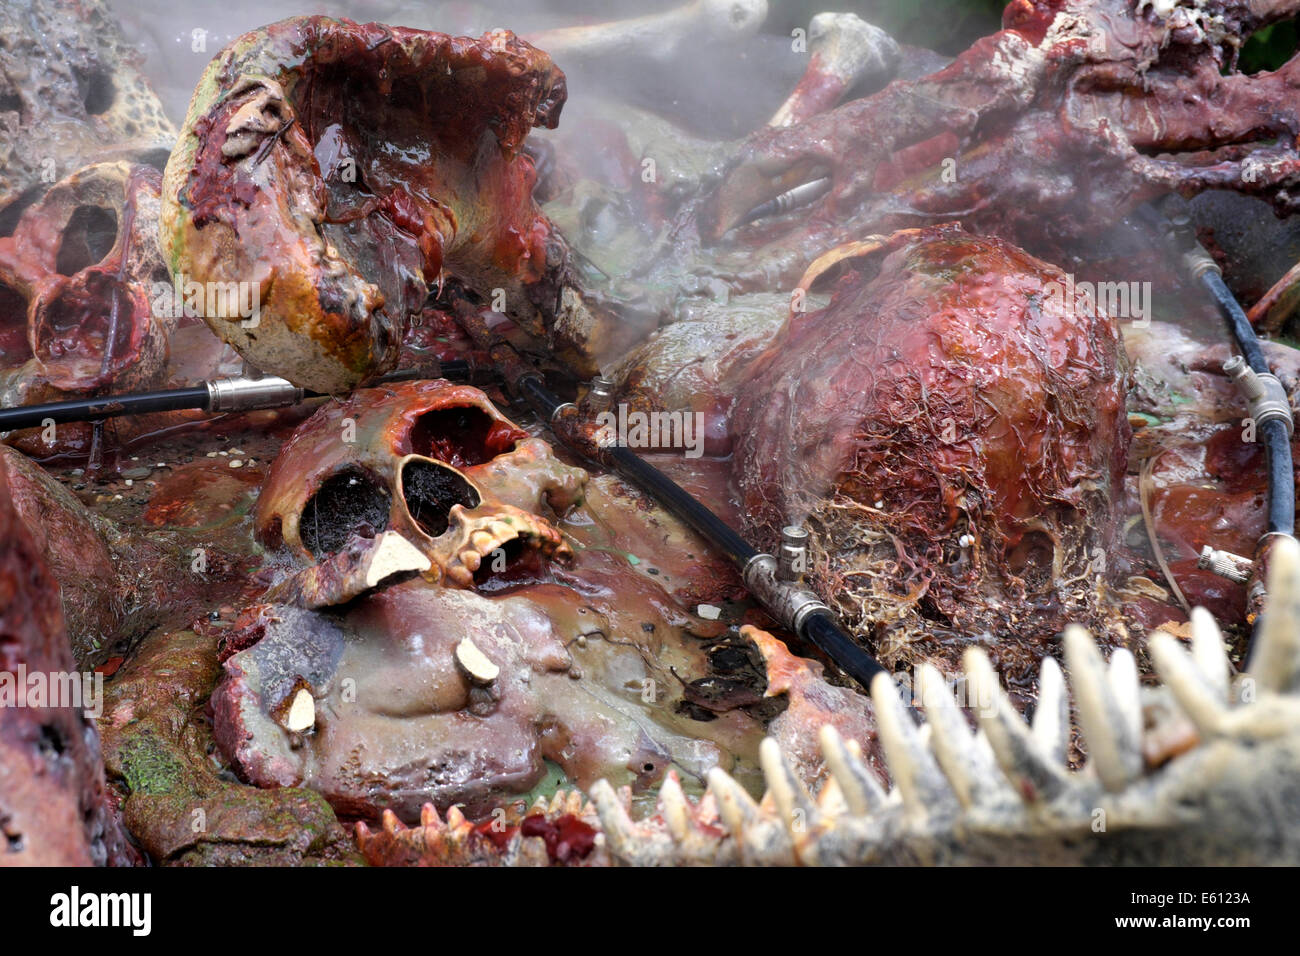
[55,204,118,276]
[300,467,391,559]
[401,458,481,538]
[409,405,527,468]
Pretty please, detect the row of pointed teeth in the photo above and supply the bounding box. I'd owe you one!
[356,536,1300,865]
[355,790,595,851]
[589,536,1300,864]
[444,517,569,588]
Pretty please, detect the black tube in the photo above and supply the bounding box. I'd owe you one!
[1196,269,1295,537]
[1261,419,1296,536]
[1200,269,1271,375]
[802,608,887,687]
[0,361,476,434]
[506,368,884,688]
[0,385,211,431]
[606,445,758,566]
[514,373,759,564]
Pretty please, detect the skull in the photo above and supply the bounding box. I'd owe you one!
[0,161,173,410]
[220,378,805,819]
[732,224,1130,686]
[255,379,587,590]
[160,17,625,392]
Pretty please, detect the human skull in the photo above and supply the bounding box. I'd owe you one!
[0,161,173,408]
[732,224,1130,685]
[255,379,588,589]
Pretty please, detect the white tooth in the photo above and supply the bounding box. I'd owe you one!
[816,776,848,816]
[1148,632,1226,734]
[589,779,643,861]
[283,686,315,732]
[1189,607,1230,701]
[917,663,995,809]
[818,725,888,816]
[362,531,431,587]
[871,672,951,814]
[964,648,1068,803]
[1109,648,1143,757]
[707,766,761,836]
[759,738,817,837]
[1249,534,1300,694]
[455,636,500,684]
[659,773,692,843]
[1031,656,1070,766]
[1064,626,1141,792]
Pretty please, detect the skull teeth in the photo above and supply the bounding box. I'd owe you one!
[443,518,568,588]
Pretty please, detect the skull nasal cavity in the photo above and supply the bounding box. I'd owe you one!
[409,406,525,467]
[56,205,119,276]
[300,468,391,559]
[401,459,481,538]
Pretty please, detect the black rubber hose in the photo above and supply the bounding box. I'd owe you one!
[511,370,885,688]
[605,445,758,566]
[802,608,887,687]
[1261,419,1296,537]
[1197,269,1295,536]
[1200,269,1271,377]
[0,361,475,434]
[0,385,211,431]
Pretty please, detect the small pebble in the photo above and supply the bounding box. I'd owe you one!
[697,604,721,620]
[206,452,218,458]
[959,534,975,548]
[124,479,133,487]
[230,459,243,468]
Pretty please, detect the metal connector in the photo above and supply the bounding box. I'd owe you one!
[778,525,809,584]
[1197,545,1253,584]
[206,375,304,413]
[742,552,829,634]
[737,177,832,228]
[1183,245,1222,281]
[1223,356,1294,436]
[587,375,616,414]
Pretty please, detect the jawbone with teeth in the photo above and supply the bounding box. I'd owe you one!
[441,502,571,589]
